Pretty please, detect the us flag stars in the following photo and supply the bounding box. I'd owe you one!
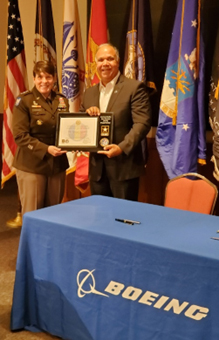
[7,0,24,61]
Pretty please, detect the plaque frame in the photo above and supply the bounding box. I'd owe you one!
[55,112,114,151]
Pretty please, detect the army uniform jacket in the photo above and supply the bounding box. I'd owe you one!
[12,86,69,175]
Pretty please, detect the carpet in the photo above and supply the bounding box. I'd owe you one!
[0,177,59,340]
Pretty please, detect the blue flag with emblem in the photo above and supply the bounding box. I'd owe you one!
[156,0,206,179]
[209,20,219,181]
[124,0,156,165]
[61,0,86,193]
[62,0,85,113]
[124,0,156,93]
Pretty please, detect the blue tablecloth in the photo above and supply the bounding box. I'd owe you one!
[11,195,219,340]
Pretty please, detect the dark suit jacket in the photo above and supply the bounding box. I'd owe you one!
[80,74,151,181]
[12,87,69,175]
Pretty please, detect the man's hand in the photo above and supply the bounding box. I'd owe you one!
[97,144,122,158]
[86,106,100,116]
[48,145,67,157]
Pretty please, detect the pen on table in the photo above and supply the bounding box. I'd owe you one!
[210,237,219,241]
[115,218,141,225]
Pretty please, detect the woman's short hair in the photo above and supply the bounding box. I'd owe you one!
[33,61,56,77]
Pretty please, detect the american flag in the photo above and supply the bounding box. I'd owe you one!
[2,0,28,186]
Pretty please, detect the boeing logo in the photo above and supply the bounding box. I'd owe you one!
[77,269,209,321]
[77,269,108,298]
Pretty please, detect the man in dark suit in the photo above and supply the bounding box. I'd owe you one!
[80,43,151,201]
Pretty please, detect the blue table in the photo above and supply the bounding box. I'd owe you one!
[11,195,219,340]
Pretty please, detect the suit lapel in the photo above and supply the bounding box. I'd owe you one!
[93,85,101,107]
[106,75,124,112]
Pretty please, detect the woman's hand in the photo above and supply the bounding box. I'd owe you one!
[48,145,67,157]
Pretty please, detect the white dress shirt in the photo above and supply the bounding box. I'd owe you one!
[99,72,120,112]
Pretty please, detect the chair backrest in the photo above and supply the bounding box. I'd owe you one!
[164,173,218,214]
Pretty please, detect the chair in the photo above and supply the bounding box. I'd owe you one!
[164,173,218,214]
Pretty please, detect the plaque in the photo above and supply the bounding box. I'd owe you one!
[55,112,114,151]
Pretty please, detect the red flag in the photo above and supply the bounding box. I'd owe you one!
[74,152,89,192]
[85,0,108,87]
[75,0,108,191]
[2,0,28,187]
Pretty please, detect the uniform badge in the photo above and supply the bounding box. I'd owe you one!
[58,97,67,110]
[32,100,42,112]
[15,97,21,106]
[36,120,43,125]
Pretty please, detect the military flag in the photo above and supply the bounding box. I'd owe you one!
[124,0,156,165]
[61,0,86,194]
[156,0,206,179]
[75,0,108,191]
[85,0,108,87]
[124,0,156,92]
[2,0,28,186]
[34,0,58,88]
[62,0,85,113]
[209,21,219,181]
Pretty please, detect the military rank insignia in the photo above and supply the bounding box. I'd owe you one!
[31,101,42,112]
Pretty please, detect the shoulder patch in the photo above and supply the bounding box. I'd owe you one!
[15,97,22,106]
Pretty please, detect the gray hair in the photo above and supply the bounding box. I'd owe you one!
[95,43,120,62]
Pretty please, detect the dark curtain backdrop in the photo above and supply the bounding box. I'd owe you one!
[87,0,219,127]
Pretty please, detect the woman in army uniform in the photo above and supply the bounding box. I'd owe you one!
[13,60,69,215]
